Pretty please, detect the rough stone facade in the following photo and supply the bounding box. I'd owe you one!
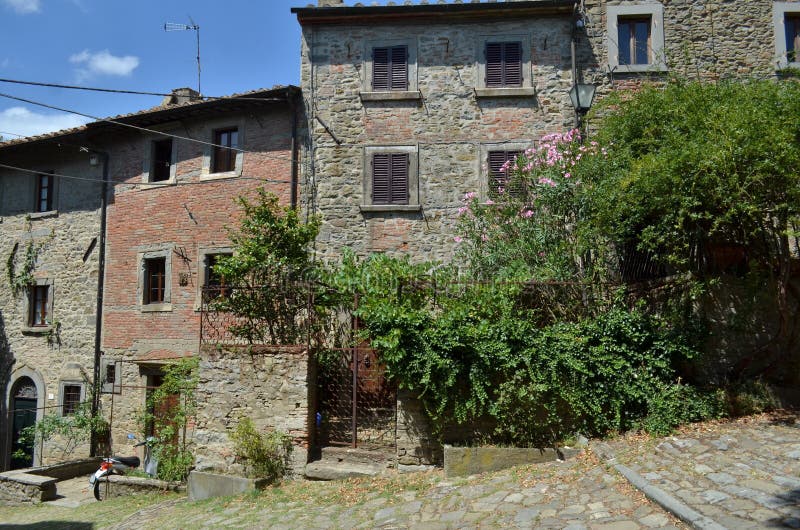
[0,141,103,470]
[295,0,800,466]
[193,345,313,476]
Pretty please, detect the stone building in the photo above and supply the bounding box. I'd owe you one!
[0,128,104,470]
[292,0,800,468]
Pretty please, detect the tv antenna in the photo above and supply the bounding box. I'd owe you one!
[164,17,201,95]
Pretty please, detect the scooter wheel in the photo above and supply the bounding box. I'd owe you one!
[93,477,110,501]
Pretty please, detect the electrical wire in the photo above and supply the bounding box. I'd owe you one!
[0,77,295,102]
[0,163,291,187]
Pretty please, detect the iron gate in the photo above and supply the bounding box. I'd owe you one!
[317,345,396,451]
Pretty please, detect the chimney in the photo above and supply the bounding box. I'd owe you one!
[161,87,202,106]
[317,0,344,6]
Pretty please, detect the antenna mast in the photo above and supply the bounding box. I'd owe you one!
[164,18,201,95]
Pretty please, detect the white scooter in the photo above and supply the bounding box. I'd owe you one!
[89,434,157,500]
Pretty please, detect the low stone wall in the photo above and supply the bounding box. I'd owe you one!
[97,475,183,498]
[0,472,57,505]
[27,457,102,480]
[193,345,313,477]
[444,446,580,478]
[187,470,268,501]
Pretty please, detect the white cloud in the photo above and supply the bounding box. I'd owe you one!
[3,0,40,14]
[69,49,140,80]
[0,107,89,139]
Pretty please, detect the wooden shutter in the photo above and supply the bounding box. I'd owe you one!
[486,42,522,87]
[372,47,390,91]
[390,46,408,90]
[488,150,521,197]
[372,154,391,204]
[372,153,409,204]
[486,43,504,87]
[503,42,522,86]
[390,153,409,204]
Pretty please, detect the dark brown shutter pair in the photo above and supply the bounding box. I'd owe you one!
[373,46,408,91]
[372,153,409,204]
[486,42,523,87]
[488,150,522,197]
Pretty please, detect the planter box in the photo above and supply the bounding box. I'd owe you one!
[443,446,580,478]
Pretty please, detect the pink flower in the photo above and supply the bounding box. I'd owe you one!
[564,172,571,179]
[485,199,494,205]
[538,177,557,187]
[521,209,534,218]
[464,191,476,200]
[454,236,463,243]
[457,206,469,215]
[481,234,489,242]
[497,187,505,194]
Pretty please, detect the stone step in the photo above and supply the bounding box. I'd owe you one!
[304,461,385,481]
[320,446,394,465]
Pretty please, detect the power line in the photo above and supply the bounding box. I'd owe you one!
[0,91,299,166]
[0,77,292,102]
[0,163,292,187]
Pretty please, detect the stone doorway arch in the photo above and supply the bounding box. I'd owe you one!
[4,368,44,470]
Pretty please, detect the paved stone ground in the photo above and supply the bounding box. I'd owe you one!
[606,412,800,529]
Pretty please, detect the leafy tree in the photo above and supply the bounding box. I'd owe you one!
[209,188,321,344]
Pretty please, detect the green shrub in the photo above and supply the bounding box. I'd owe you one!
[724,380,778,416]
[231,418,293,481]
[641,383,726,436]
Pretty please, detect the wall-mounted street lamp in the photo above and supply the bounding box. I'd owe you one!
[569,83,596,116]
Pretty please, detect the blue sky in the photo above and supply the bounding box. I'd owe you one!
[0,0,306,139]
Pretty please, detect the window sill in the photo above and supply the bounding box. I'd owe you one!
[142,179,175,187]
[611,64,668,74]
[360,91,422,102]
[22,325,52,335]
[29,210,58,220]
[474,87,536,98]
[141,303,173,313]
[360,204,421,213]
[201,170,241,181]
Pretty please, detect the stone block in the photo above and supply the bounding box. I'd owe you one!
[443,446,577,478]
[187,471,268,501]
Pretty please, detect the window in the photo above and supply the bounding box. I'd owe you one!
[485,42,523,88]
[372,153,409,205]
[212,128,238,173]
[204,252,232,299]
[373,46,408,91]
[144,257,167,304]
[607,4,666,73]
[35,173,54,213]
[775,3,800,68]
[61,384,82,415]
[488,150,522,197]
[101,359,121,394]
[617,17,651,66]
[28,285,49,327]
[151,139,173,182]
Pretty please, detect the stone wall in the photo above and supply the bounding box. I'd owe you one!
[0,142,103,470]
[193,345,313,476]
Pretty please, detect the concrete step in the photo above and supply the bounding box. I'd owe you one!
[320,446,394,466]
[304,460,385,481]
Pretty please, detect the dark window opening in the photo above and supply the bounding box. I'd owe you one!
[786,14,800,62]
[144,257,167,304]
[618,17,651,65]
[372,45,408,91]
[488,150,522,197]
[212,128,238,173]
[372,153,409,205]
[29,285,49,327]
[151,139,173,182]
[62,385,81,415]
[105,363,116,386]
[486,42,523,88]
[35,173,53,212]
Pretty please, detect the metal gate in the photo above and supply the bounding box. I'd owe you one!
[317,344,396,451]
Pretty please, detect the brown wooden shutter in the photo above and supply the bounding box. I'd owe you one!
[372,153,391,203]
[488,150,521,197]
[503,42,522,87]
[390,153,409,204]
[390,46,408,90]
[486,42,522,87]
[486,43,504,87]
[373,47,390,91]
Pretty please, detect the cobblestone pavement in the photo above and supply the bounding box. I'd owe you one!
[108,452,681,530]
[606,413,800,529]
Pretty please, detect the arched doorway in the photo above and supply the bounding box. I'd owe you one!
[9,377,37,470]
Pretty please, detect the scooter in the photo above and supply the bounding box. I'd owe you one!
[89,434,157,500]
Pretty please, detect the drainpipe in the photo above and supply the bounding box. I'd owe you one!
[571,2,580,129]
[290,88,299,210]
[90,150,109,457]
